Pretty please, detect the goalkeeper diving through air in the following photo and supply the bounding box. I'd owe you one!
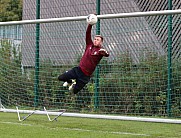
[58,14,109,94]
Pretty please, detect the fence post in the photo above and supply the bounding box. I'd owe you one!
[94,0,101,109]
[34,0,40,108]
[167,0,172,117]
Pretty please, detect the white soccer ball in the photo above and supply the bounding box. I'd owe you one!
[86,14,98,25]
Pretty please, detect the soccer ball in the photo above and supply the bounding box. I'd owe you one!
[86,14,98,25]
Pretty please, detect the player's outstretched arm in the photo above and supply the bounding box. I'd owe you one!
[86,24,92,45]
[85,14,97,45]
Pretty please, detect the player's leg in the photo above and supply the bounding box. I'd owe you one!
[72,67,91,94]
[58,67,90,94]
[58,68,77,84]
[73,80,87,94]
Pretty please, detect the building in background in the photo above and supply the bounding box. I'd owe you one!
[1,0,180,66]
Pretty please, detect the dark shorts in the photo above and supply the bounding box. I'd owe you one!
[58,66,90,94]
[61,66,90,83]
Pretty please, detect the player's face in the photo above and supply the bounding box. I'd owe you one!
[93,36,102,47]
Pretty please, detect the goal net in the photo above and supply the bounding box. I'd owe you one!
[0,2,180,123]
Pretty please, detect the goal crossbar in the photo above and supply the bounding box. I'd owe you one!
[0,9,180,26]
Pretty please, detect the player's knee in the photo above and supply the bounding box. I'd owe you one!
[73,88,81,94]
[73,84,83,94]
[73,83,86,94]
[58,75,64,81]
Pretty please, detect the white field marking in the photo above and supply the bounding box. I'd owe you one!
[0,121,32,126]
[0,121,150,136]
[63,128,150,137]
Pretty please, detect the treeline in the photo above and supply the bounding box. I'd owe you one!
[0,0,22,22]
[0,40,180,117]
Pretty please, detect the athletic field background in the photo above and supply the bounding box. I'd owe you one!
[0,1,181,138]
[0,112,181,138]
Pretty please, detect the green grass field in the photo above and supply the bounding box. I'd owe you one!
[0,112,181,138]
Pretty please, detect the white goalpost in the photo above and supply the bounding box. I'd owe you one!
[0,9,181,26]
[0,9,181,123]
[1,103,181,123]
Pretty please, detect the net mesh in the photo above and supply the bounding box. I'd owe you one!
[0,0,180,118]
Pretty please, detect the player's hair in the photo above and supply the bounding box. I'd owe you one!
[95,35,103,42]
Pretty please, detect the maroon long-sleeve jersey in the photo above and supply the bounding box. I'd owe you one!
[79,24,109,76]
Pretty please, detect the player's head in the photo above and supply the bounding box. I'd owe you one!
[93,35,103,47]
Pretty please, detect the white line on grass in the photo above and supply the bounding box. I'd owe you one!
[63,128,150,136]
[0,121,150,136]
[0,121,32,126]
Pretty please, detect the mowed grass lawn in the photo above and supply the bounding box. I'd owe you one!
[0,112,181,138]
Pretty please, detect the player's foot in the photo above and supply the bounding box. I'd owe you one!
[68,80,76,91]
[68,82,76,91]
[63,82,69,87]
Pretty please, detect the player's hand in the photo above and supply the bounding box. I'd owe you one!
[99,48,109,57]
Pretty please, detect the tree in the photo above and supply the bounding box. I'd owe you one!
[0,0,23,22]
